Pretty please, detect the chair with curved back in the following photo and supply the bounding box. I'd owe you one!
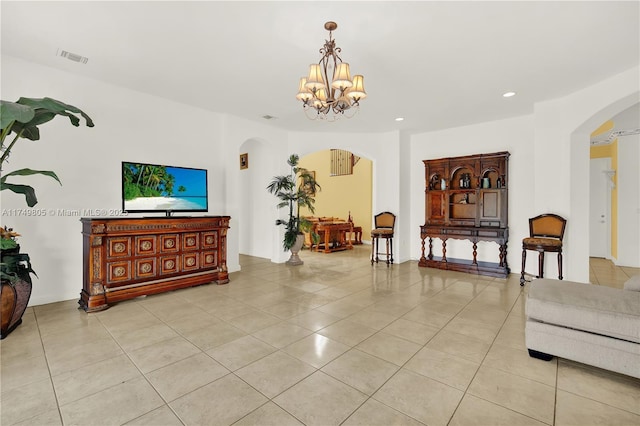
[371,212,396,266]
[520,213,567,286]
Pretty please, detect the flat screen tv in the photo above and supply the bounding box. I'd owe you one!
[122,162,208,215]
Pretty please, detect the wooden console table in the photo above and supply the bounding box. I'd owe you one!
[314,222,354,253]
[79,216,230,312]
[419,225,509,277]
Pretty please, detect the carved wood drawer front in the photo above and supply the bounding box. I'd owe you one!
[135,236,156,256]
[446,228,473,236]
[182,233,200,251]
[107,237,131,258]
[202,251,218,268]
[450,220,476,227]
[182,253,200,271]
[479,221,501,228]
[107,260,131,284]
[202,231,218,249]
[478,229,502,238]
[135,258,157,279]
[160,255,180,275]
[160,234,180,252]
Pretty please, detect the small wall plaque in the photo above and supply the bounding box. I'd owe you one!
[240,153,248,170]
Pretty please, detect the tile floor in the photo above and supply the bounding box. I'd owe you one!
[589,256,639,288]
[1,247,639,426]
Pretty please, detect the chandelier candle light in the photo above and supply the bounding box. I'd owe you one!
[296,21,367,121]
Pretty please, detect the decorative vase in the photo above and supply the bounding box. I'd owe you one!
[0,260,33,339]
[1,245,34,338]
[286,234,305,266]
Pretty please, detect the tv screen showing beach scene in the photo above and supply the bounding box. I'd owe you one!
[122,162,208,213]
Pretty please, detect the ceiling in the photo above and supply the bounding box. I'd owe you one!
[2,1,639,135]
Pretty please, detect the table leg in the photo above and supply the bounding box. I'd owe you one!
[472,242,478,265]
[323,228,331,253]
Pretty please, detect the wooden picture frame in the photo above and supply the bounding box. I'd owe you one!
[240,153,248,170]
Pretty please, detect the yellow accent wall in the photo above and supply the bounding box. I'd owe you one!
[590,135,618,259]
[299,150,373,241]
[591,120,614,138]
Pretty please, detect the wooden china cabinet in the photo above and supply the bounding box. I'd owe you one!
[419,151,510,278]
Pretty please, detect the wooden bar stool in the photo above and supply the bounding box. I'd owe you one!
[348,211,362,245]
[371,212,396,266]
[520,213,567,285]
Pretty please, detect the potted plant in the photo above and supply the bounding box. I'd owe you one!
[0,97,94,338]
[267,154,320,265]
[1,97,94,205]
[0,226,35,338]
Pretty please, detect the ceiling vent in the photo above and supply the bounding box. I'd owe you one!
[57,49,88,64]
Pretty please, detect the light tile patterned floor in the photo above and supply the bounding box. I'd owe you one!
[1,247,639,425]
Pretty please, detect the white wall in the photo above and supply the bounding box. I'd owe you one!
[220,115,289,265]
[407,67,639,282]
[538,67,639,281]
[617,133,640,267]
[3,53,638,307]
[610,103,640,268]
[2,55,226,305]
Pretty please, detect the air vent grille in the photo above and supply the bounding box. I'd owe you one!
[57,49,89,64]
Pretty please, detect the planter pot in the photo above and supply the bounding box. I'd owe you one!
[1,271,32,339]
[286,234,305,266]
[1,248,33,339]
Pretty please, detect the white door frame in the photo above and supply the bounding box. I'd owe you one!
[589,157,612,259]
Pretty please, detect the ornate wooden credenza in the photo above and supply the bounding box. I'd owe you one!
[79,216,230,312]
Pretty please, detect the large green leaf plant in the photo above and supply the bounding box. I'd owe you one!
[0,97,93,282]
[267,154,321,251]
[1,97,94,207]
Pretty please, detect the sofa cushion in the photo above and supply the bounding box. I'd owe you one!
[526,279,640,344]
[624,275,640,292]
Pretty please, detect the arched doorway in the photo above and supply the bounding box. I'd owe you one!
[569,93,639,279]
[238,138,274,259]
[298,149,373,243]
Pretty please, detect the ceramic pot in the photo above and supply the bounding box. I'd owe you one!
[1,246,33,339]
[286,234,305,266]
[1,268,32,339]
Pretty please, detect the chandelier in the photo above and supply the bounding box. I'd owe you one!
[296,21,367,121]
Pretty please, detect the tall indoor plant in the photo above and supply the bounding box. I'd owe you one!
[0,97,94,338]
[1,97,94,205]
[267,154,320,265]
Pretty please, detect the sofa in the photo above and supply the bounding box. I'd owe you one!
[525,277,640,379]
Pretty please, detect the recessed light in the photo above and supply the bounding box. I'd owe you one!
[395,117,404,122]
[502,91,516,98]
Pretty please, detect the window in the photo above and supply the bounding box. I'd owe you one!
[330,149,360,176]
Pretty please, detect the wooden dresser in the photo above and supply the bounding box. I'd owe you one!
[419,151,510,278]
[79,216,230,312]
